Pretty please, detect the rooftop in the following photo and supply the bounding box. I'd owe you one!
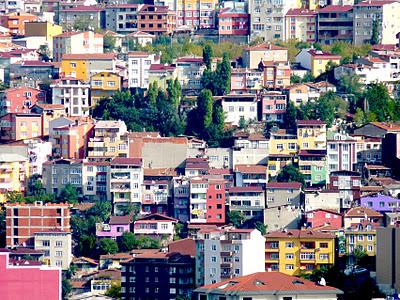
[62,53,115,60]
[266,182,302,189]
[345,206,383,218]
[266,229,335,239]
[244,43,287,51]
[235,164,267,174]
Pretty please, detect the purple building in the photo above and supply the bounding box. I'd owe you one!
[361,194,400,213]
[96,215,132,239]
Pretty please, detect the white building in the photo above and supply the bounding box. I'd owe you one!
[304,189,341,212]
[109,157,143,212]
[189,177,208,224]
[222,94,258,126]
[195,228,265,286]
[127,51,159,89]
[175,57,206,96]
[34,230,72,270]
[327,132,357,172]
[51,78,90,117]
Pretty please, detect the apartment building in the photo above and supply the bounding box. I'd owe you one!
[205,179,226,225]
[175,57,205,96]
[51,78,90,117]
[173,177,190,222]
[265,229,335,275]
[230,68,263,94]
[296,48,341,77]
[267,129,297,178]
[176,0,217,29]
[221,94,258,126]
[327,132,357,172]
[5,202,71,247]
[260,91,287,123]
[88,120,128,158]
[234,164,267,188]
[353,0,400,45]
[134,213,177,241]
[137,5,175,35]
[0,12,38,35]
[228,186,265,222]
[24,21,63,55]
[344,206,383,228]
[326,170,361,209]
[0,252,61,300]
[297,120,327,151]
[284,8,317,43]
[0,153,29,203]
[0,87,46,115]
[148,64,177,89]
[109,157,143,211]
[189,178,208,224]
[128,51,160,89]
[53,31,103,62]
[142,180,170,215]
[61,53,116,82]
[248,0,300,41]
[49,118,94,159]
[196,228,265,286]
[0,113,43,142]
[121,252,195,300]
[105,4,140,33]
[259,61,291,89]
[59,6,105,31]
[90,72,122,105]
[218,7,250,38]
[243,43,288,70]
[318,5,353,45]
[287,83,321,106]
[34,230,72,270]
[344,221,378,256]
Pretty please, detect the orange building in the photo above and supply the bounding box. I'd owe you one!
[50,118,94,159]
[5,202,71,247]
[137,5,175,35]
[0,12,38,36]
[0,113,43,142]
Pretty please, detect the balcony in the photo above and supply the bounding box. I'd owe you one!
[110,183,130,192]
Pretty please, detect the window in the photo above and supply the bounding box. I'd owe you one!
[286,242,294,248]
[55,251,63,257]
[212,245,217,251]
[286,253,294,259]
[56,260,63,267]
[285,264,294,270]
[107,81,116,87]
[367,235,373,241]
[70,63,76,68]
[169,288,176,294]
[211,256,217,262]
[367,245,373,252]
[319,254,329,260]
[42,240,50,247]
[319,243,328,248]
[358,235,364,241]
[55,241,63,247]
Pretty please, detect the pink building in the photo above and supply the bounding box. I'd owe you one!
[230,68,263,94]
[96,215,132,239]
[306,209,342,230]
[260,92,287,123]
[0,252,61,300]
[0,87,46,115]
[0,113,43,142]
[218,8,249,36]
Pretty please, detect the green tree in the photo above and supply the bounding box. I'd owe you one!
[38,44,50,61]
[214,53,231,95]
[103,34,116,53]
[371,19,380,45]
[238,116,246,129]
[277,164,305,186]
[339,74,363,96]
[354,108,366,127]
[228,211,245,228]
[290,74,302,84]
[302,72,315,83]
[366,83,397,122]
[58,184,79,204]
[147,82,158,109]
[254,221,267,235]
[29,179,46,197]
[6,191,25,203]
[62,278,72,299]
[87,201,112,222]
[78,234,97,257]
[203,44,213,69]
[283,100,298,129]
[197,89,214,135]
[99,238,119,255]
[174,223,184,240]
[105,282,121,299]
[118,232,136,252]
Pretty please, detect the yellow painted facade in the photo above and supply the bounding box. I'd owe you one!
[345,229,377,256]
[90,72,121,106]
[265,231,335,275]
[311,56,341,77]
[0,154,29,203]
[61,58,88,82]
[297,123,327,150]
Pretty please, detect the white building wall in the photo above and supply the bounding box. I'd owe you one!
[222,100,258,126]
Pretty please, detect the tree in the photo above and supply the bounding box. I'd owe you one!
[99,238,119,255]
[38,44,50,62]
[105,282,121,299]
[283,100,298,129]
[203,44,213,69]
[197,89,214,136]
[62,278,72,299]
[58,184,79,204]
[78,234,97,257]
[118,232,136,252]
[366,83,398,122]
[277,164,305,186]
[290,74,302,84]
[104,34,116,53]
[6,191,25,203]
[302,72,315,83]
[254,221,267,235]
[354,108,366,127]
[87,201,112,222]
[214,53,231,95]
[371,19,380,45]
[238,116,246,129]
[228,211,245,228]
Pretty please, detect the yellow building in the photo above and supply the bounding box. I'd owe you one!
[88,120,128,158]
[30,103,66,136]
[0,153,29,203]
[296,120,326,150]
[90,72,122,106]
[295,48,341,77]
[267,129,298,178]
[345,222,378,256]
[302,0,319,10]
[243,43,288,69]
[265,229,335,275]
[61,53,116,82]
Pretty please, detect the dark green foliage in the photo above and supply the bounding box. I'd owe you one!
[103,34,116,53]
[58,184,79,204]
[371,19,380,45]
[118,232,136,252]
[87,201,112,222]
[228,211,245,228]
[78,234,97,257]
[203,44,213,69]
[105,283,121,299]
[366,83,400,122]
[254,221,267,235]
[290,74,302,84]
[99,238,119,255]
[277,164,305,186]
[201,53,231,96]
[62,278,72,299]
[283,100,298,129]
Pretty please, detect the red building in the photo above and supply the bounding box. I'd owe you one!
[206,179,226,224]
[0,87,46,115]
[5,202,71,247]
[218,8,249,36]
[137,5,175,35]
[306,208,342,230]
[0,253,61,300]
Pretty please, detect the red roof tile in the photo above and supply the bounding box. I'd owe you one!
[266,182,302,189]
[318,5,353,12]
[244,43,287,51]
[266,229,335,239]
[111,157,142,166]
[296,120,326,126]
[235,164,267,174]
[345,206,383,218]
